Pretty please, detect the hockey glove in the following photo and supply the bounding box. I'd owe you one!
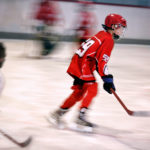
[102,74,116,94]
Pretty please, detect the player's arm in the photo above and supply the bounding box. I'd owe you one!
[96,39,116,94]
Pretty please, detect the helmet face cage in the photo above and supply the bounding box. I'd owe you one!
[114,24,123,29]
[113,26,126,40]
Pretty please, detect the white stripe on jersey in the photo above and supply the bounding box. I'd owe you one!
[93,36,102,45]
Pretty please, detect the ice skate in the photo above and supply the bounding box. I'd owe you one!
[74,116,94,133]
[73,108,98,133]
[47,108,68,129]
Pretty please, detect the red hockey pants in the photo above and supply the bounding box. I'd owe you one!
[60,82,98,109]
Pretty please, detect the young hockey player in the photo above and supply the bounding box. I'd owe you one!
[34,0,63,56]
[48,14,127,130]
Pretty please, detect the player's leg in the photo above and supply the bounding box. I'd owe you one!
[60,84,86,109]
[80,82,98,109]
[48,78,86,127]
[76,82,98,128]
[48,85,86,127]
[41,25,59,56]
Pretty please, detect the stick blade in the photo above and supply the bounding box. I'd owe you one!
[19,136,32,147]
[132,111,150,117]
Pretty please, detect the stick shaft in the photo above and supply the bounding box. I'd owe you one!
[0,130,20,145]
[0,129,31,147]
[110,88,133,115]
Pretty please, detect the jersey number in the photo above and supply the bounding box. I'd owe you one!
[76,39,95,57]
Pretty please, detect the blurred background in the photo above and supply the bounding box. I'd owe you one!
[0,1,150,149]
[0,0,149,45]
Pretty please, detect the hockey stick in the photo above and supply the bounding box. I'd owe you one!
[0,129,32,148]
[111,88,150,117]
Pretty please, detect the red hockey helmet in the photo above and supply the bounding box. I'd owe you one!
[104,14,127,29]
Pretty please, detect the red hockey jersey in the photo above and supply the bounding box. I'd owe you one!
[67,31,114,81]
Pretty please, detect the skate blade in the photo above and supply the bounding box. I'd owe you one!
[68,123,93,133]
[46,116,65,129]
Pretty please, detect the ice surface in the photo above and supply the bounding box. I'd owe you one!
[0,40,150,150]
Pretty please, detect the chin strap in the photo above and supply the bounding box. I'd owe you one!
[102,24,120,40]
[113,33,120,40]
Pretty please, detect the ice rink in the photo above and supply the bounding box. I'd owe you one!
[0,40,150,150]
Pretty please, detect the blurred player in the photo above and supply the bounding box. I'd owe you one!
[35,0,63,56]
[48,14,127,131]
[74,1,97,46]
[0,42,6,94]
